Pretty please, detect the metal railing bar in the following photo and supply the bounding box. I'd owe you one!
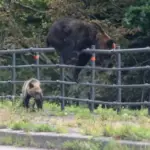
[0,95,59,100]
[116,46,122,113]
[57,96,150,106]
[84,47,150,54]
[0,47,55,54]
[0,47,150,54]
[1,95,150,106]
[1,80,150,88]
[2,64,150,72]
[1,46,150,114]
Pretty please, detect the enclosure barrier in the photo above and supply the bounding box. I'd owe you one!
[0,46,150,114]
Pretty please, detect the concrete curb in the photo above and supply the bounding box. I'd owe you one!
[0,129,150,149]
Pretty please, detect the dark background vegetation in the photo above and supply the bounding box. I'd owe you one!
[0,0,150,105]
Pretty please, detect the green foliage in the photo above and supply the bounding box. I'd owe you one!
[2,101,150,142]
[62,140,101,150]
[9,120,68,133]
[123,0,150,34]
[103,140,129,150]
[10,121,32,131]
[0,0,150,104]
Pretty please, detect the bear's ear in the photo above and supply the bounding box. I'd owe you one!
[106,39,116,49]
[112,43,116,49]
[29,83,34,89]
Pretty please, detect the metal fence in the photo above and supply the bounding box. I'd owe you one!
[1,46,150,114]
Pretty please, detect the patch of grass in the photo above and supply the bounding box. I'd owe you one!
[0,136,13,145]
[111,125,150,141]
[33,123,68,133]
[8,119,68,133]
[63,119,78,128]
[62,140,150,150]
[45,141,56,149]
[33,124,56,132]
[65,105,93,119]
[54,124,68,133]
[62,140,101,150]
[0,135,56,149]
[45,104,92,118]
[82,123,150,141]
[0,135,38,148]
[1,100,150,142]
[62,140,147,150]
[0,100,13,108]
[79,119,104,137]
[14,136,35,147]
[9,120,33,132]
[44,102,60,112]
[77,114,150,141]
[121,108,148,117]
[95,106,118,120]
[103,140,131,150]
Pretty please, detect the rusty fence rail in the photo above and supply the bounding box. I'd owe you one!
[0,46,150,113]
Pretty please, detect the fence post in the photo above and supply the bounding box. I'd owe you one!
[60,56,65,111]
[148,92,150,115]
[12,52,16,103]
[75,90,79,106]
[35,52,40,80]
[89,45,96,112]
[2,92,4,103]
[116,45,122,113]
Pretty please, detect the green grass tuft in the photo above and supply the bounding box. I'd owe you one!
[1,100,150,142]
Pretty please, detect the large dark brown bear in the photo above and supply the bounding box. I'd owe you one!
[21,78,43,111]
[46,17,116,81]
